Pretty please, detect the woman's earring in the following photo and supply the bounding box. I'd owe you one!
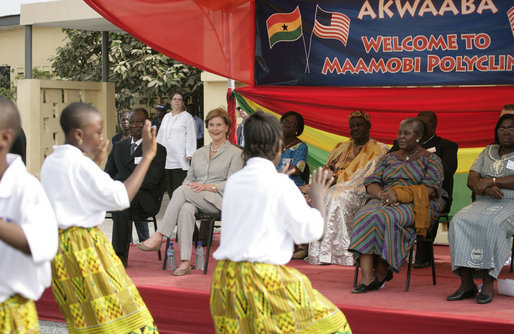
[416,139,419,143]
[78,139,83,145]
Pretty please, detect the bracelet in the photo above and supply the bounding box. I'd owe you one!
[493,177,496,186]
[211,185,217,192]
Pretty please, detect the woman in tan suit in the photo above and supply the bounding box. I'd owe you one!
[139,107,244,275]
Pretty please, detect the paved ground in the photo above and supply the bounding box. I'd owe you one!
[39,194,172,333]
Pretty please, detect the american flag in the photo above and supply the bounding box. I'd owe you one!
[508,6,514,37]
[313,5,351,46]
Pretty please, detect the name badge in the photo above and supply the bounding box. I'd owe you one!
[507,160,514,171]
[134,157,142,165]
[282,158,292,166]
[426,146,436,153]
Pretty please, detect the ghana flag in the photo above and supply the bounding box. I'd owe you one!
[266,6,303,49]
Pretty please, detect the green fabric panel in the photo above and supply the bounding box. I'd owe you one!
[450,173,472,217]
[305,143,329,170]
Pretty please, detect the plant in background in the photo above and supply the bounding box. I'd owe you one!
[51,29,203,111]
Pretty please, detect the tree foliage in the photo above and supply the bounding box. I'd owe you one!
[51,29,203,110]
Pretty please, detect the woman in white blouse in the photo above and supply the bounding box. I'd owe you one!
[156,92,197,196]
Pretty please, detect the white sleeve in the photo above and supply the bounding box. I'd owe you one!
[280,178,324,244]
[156,114,169,146]
[20,181,59,264]
[185,115,197,158]
[81,159,130,212]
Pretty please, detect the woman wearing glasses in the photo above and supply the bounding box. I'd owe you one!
[277,111,308,187]
[447,113,514,304]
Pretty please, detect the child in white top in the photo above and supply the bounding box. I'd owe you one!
[0,97,58,333]
[41,102,159,334]
[211,111,351,333]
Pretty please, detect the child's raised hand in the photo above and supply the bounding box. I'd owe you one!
[93,139,109,166]
[308,167,333,210]
[142,120,157,160]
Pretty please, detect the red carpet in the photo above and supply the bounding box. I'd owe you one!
[36,236,514,333]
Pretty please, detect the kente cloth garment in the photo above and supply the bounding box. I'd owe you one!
[449,145,514,279]
[349,153,444,271]
[210,260,351,334]
[393,185,431,238]
[0,294,39,333]
[52,226,158,334]
[308,139,388,266]
[277,142,308,186]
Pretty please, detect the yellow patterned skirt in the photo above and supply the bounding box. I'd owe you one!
[52,226,158,334]
[210,260,351,334]
[0,294,38,334]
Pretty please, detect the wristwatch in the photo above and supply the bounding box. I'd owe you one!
[211,185,217,192]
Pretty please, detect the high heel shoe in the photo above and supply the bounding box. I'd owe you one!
[352,277,380,294]
[477,291,494,304]
[446,285,478,301]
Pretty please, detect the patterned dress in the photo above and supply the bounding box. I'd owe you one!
[349,153,444,271]
[449,145,514,279]
[277,142,308,186]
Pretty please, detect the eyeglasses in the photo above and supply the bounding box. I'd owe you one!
[498,127,514,134]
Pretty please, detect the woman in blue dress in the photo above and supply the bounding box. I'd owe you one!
[277,111,308,187]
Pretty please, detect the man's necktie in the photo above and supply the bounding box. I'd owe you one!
[130,143,137,156]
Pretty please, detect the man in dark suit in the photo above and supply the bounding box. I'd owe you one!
[390,111,458,267]
[105,108,166,266]
[236,106,248,147]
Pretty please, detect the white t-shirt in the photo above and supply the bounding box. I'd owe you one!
[156,111,197,170]
[41,145,130,229]
[0,154,58,302]
[214,157,323,265]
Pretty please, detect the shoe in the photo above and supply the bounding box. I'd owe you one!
[292,248,308,259]
[413,261,429,268]
[446,285,478,301]
[352,277,380,294]
[477,291,494,304]
[172,265,192,276]
[377,269,394,288]
[137,242,161,252]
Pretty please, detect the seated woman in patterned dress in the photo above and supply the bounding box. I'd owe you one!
[349,118,445,293]
[306,111,388,265]
[446,114,514,304]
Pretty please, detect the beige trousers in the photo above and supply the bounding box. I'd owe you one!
[158,185,220,260]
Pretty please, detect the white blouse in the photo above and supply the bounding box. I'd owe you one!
[41,145,130,229]
[0,154,58,302]
[156,111,197,170]
[214,157,324,265]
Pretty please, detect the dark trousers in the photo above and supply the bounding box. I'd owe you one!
[166,168,187,197]
[111,199,150,262]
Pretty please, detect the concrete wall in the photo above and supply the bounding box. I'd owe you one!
[16,79,115,175]
[0,26,64,80]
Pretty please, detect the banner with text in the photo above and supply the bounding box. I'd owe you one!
[255,0,514,86]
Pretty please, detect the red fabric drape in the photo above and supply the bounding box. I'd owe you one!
[236,85,514,148]
[226,88,237,144]
[84,0,255,85]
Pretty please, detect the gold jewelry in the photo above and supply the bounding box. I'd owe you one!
[493,177,497,186]
[211,185,217,192]
[404,148,420,161]
[78,139,83,145]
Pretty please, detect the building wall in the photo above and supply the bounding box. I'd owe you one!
[0,26,64,80]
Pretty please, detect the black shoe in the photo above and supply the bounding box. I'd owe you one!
[413,261,429,268]
[446,285,478,301]
[477,291,494,304]
[377,269,394,288]
[352,277,380,294]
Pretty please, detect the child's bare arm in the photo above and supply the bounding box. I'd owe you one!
[124,120,157,201]
[308,168,333,240]
[0,219,30,255]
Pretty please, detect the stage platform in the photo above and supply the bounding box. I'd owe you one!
[36,238,514,333]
